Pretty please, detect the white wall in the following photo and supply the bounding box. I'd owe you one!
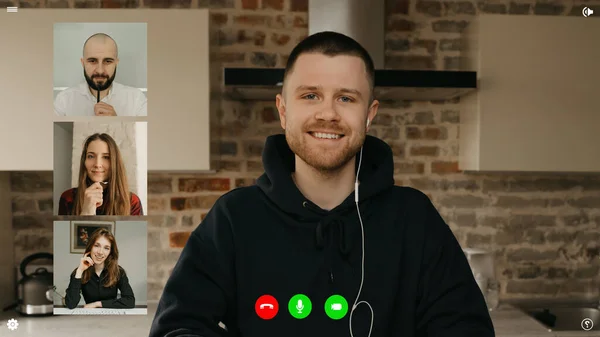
[135,122,148,214]
[53,121,147,214]
[53,23,147,92]
[53,122,74,214]
[52,221,147,306]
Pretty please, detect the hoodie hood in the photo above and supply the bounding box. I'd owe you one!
[256,134,395,220]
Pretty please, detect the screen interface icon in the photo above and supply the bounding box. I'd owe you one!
[288,294,312,319]
[255,294,279,320]
[325,295,348,320]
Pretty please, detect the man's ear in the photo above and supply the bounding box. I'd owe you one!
[366,99,379,131]
[276,93,286,130]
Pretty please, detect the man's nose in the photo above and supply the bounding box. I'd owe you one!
[316,98,340,121]
[96,63,105,74]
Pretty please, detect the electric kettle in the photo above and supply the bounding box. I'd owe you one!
[16,252,54,316]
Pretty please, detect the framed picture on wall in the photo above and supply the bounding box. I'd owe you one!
[70,221,115,254]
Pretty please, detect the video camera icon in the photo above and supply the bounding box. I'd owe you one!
[325,295,348,320]
[331,303,342,311]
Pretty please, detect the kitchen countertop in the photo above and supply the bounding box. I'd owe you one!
[53,307,148,315]
[490,305,598,337]
[0,302,596,336]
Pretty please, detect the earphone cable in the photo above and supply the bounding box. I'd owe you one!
[350,146,374,337]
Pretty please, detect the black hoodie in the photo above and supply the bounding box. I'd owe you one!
[149,134,495,337]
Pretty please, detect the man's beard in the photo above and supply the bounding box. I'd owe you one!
[285,124,364,173]
[84,67,117,91]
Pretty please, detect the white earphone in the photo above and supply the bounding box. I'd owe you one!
[350,138,374,337]
[366,119,370,128]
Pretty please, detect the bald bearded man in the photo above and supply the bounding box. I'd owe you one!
[54,33,147,116]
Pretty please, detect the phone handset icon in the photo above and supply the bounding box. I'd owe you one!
[256,295,278,320]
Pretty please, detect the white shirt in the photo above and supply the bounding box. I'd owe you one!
[54,81,147,116]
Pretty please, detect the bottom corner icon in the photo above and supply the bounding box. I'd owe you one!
[7,318,19,331]
[581,318,593,331]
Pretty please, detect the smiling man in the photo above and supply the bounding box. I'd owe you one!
[149,31,495,337]
[54,33,147,116]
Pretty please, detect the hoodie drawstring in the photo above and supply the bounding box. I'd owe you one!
[314,216,354,285]
[315,219,333,284]
[315,218,352,256]
[302,200,356,285]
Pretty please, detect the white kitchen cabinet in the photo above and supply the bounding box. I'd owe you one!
[0,9,211,171]
[0,11,54,170]
[460,15,600,172]
[146,9,211,171]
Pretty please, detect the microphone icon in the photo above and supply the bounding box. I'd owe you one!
[296,299,304,314]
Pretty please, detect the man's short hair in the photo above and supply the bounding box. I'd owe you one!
[283,31,375,101]
[83,33,119,58]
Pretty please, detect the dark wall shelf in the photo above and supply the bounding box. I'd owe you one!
[223,68,477,101]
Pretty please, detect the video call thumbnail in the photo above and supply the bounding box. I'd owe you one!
[52,220,148,315]
[53,122,148,216]
[53,23,148,117]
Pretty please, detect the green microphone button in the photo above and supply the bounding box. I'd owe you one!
[288,294,312,319]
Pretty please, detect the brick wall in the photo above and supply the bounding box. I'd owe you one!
[10,172,54,267]
[8,0,600,302]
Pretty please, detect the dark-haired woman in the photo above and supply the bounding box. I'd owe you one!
[58,133,143,216]
[65,228,135,309]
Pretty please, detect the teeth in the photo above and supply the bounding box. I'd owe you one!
[313,132,341,139]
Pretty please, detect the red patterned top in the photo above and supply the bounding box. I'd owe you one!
[58,188,143,216]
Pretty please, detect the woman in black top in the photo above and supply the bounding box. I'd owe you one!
[65,228,135,309]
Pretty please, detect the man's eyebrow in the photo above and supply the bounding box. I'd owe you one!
[294,85,363,97]
[338,88,362,97]
[86,57,115,61]
[294,85,321,92]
